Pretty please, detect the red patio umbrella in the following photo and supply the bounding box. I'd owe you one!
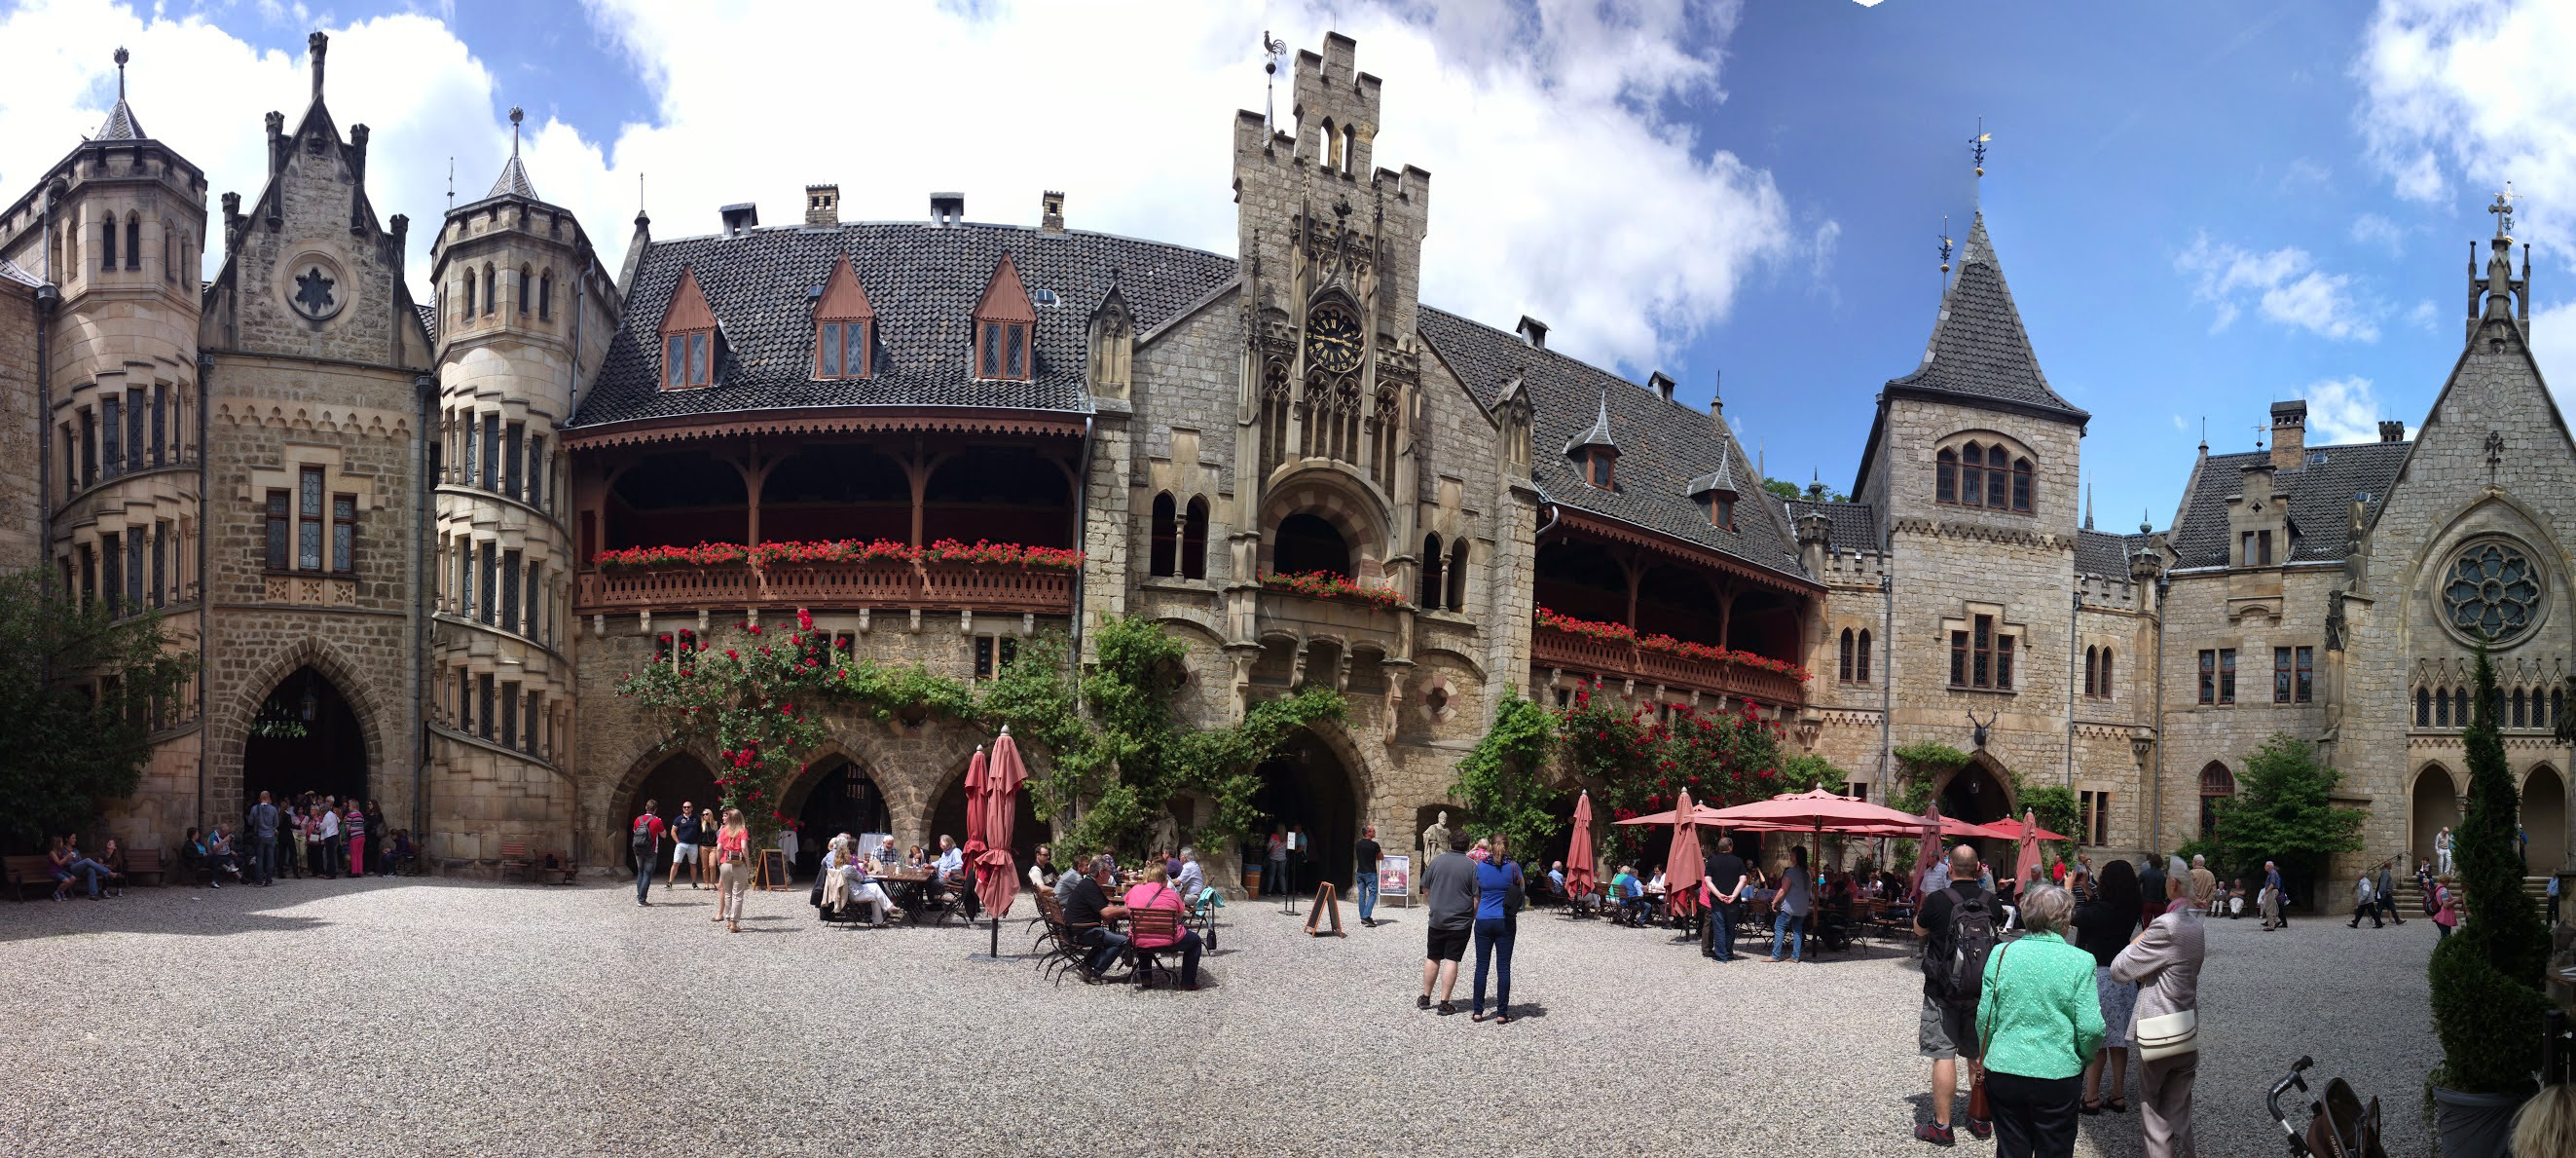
[1565,791,1599,901]
[962,744,989,864]
[976,728,1027,920]
[1911,802,1947,901]
[1663,787,1704,918]
[2012,809,2042,888]
[1614,804,1732,826]
[1970,815,2071,843]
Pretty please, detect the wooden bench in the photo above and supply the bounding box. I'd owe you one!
[497,841,534,882]
[536,848,579,884]
[6,854,57,900]
[123,848,167,888]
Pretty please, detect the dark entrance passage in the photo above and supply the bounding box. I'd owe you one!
[1249,729,1360,895]
[793,756,891,878]
[242,666,367,813]
[623,753,718,873]
[1271,512,1351,578]
[1939,760,2012,828]
[931,766,1046,875]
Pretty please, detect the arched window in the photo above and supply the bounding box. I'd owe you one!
[1857,628,1872,683]
[2099,647,2114,698]
[482,264,497,316]
[1839,629,1856,683]
[1419,534,1445,609]
[125,213,140,270]
[2437,689,2452,728]
[2083,646,2097,697]
[2199,762,2236,837]
[2011,458,2033,512]
[1149,493,1178,578]
[1182,496,1209,580]
[1319,117,1338,168]
[1960,443,1985,505]
[1984,449,2008,509]
[462,273,476,318]
[162,219,173,281]
[2555,688,2566,731]
[1447,540,1469,611]
[1342,124,1358,175]
[1936,448,1957,503]
[518,266,533,315]
[101,218,117,271]
[2513,688,2528,728]
[2417,687,2432,728]
[538,270,554,320]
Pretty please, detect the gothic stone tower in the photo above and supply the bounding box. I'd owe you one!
[199,33,434,834]
[425,109,619,863]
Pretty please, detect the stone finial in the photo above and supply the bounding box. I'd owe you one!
[509,105,525,153]
[310,31,328,98]
[114,47,129,96]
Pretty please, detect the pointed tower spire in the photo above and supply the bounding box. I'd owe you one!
[1566,391,1617,455]
[488,106,538,200]
[1883,207,2087,422]
[2085,484,2095,530]
[94,47,146,140]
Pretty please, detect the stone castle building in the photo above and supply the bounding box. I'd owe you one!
[2,32,2566,889]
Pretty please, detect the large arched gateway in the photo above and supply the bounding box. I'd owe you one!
[241,666,369,809]
[1247,728,1364,896]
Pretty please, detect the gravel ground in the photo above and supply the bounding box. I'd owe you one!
[3,878,2438,1156]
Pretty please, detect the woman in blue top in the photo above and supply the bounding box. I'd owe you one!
[1470,838,1522,1024]
[1767,845,1814,962]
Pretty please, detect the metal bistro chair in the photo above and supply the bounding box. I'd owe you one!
[1124,909,1185,990]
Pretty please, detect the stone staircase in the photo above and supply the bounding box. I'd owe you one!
[2385,876,2555,917]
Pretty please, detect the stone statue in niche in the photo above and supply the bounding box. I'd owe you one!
[1420,809,1450,879]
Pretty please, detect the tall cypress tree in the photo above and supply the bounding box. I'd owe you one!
[2427,643,2551,1095]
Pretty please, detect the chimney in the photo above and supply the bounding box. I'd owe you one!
[2379,420,2405,443]
[930,192,964,227]
[1648,371,1676,403]
[2269,399,2307,470]
[1041,190,1065,234]
[718,203,758,236]
[803,184,839,228]
[1515,315,1548,350]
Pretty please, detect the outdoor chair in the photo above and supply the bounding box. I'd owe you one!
[1124,909,1185,990]
[497,841,534,883]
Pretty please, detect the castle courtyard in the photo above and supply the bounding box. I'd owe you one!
[6,879,2435,1156]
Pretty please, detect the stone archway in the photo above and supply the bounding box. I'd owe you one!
[1933,750,2018,828]
[1246,727,1367,897]
[617,752,719,875]
[214,637,397,831]
[2411,764,2461,869]
[2522,766,2566,871]
[784,752,894,878]
[928,753,1047,874]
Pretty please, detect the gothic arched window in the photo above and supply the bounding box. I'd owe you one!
[2417,687,2432,728]
[1419,534,1445,610]
[2084,646,2098,697]
[2198,763,2236,837]
[1448,539,1469,611]
[1857,629,1873,683]
[2011,458,2033,512]
[1959,444,1984,506]
[482,264,497,317]
[518,265,533,315]
[2437,689,2452,728]
[1149,492,1178,578]
[2099,647,2114,698]
[1936,448,1957,503]
[125,213,140,270]
[2513,688,2528,728]
[1840,629,1856,683]
[538,270,554,320]
[1182,497,1209,580]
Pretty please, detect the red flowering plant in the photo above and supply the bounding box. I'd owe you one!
[1556,684,1798,866]
[1533,607,1812,683]
[923,539,1085,569]
[1259,570,1408,609]
[595,539,1083,572]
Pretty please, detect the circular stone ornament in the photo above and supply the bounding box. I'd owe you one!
[283,251,347,322]
[2440,539,2544,646]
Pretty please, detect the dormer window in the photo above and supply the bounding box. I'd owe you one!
[1565,392,1620,490]
[658,265,718,391]
[813,255,874,380]
[1709,495,1735,529]
[1579,450,1615,489]
[972,252,1038,382]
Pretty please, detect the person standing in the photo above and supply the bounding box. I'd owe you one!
[2435,826,2453,876]
[2073,859,2141,1114]
[2188,854,2216,918]
[2260,860,2288,930]
[696,808,719,888]
[2432,874,2459,940]
[1704,836,1748,962]
[628,800,666,906]
[1354,825,1383,928]
[1976,882,2104,1158]
[2137,856,2168,923]
[2374,860,2406,925]
[2347,870,2381,929]
[2546,873,2560,926]
[1265,827,1287,896]
[2113,858,2206,1158]
[343,801,366,878]
[1418,831,1476,1015]
[667,802,699,890]
[1290,824,1312,897]
[714,808,752,933]
[778,821,800,882]
[248,791,280,887]
[309,801,339,879]
[1767,845,1813,963]
[283,803,307,879]
[1916,844,1999,1145]
[1470,836,1521,1024]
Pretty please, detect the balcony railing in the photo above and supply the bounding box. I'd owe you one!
[575,560,1073,616]
[1532,621,1804,707]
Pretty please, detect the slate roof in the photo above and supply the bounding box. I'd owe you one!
[2076,527,2148,578]
[94,97,144,142]
[2168,441,2411,568]
[1417,306,1810,583]
[1780,497,1878,552]
[489,153,537,201]
[1885,212,2086,423]
[415,303,438,347]
[570,222,1236,430]
[0,257,38,287]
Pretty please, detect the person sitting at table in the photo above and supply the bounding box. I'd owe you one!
[1061,856,1129,980]
[1547,861,1566,899]
[839,836,901,927]
[1174,847,1206,906]
[1122,863,1202,990]
[1056,851,1092,905]
[205,826,245,884]
[1611,865,1648,926]
[1028,844,1059,893]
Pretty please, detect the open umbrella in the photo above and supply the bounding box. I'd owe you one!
[976,727,1026,920]
[1970,816,2071,843]
[1565,791,1599,903]
[1614,803,1733,826]
[1663,788,1704,919]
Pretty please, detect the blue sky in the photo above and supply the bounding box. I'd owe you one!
[2,0,2566,531]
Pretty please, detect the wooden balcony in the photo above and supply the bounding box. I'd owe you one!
[574,560,1074,616]
[1531,622,1805,707]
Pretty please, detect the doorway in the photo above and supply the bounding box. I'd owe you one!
[930,764,1046,874]
[795,756,891,878]
[2411,765,2459,870]
[2522,766,2566,871]
[242,666,368,812]
[623,753,718,873]
[1249,728,1361,896]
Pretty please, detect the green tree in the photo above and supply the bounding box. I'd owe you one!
[0,570,198,848]
[2209,732,2365,905]
[2428,644,2552,1096]
[1454,690,1560,856]
[2014,780,2082,869]
[1763,476,1849,503]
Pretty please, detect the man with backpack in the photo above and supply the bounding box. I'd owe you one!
[1913,844,1998,1146]
[630,800,667,906]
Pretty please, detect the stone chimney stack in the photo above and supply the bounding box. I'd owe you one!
[1041,190,1065,234]
[2269,399,2307,470]
[1648,371,1675,404]
[804,184,839,228]
[2379,420,2406,443]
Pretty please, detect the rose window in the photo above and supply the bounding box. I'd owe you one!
[2442,542,2542,644]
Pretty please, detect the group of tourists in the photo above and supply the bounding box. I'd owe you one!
[1417,830,1527,1024]
[628,799,754,930]
[37,789,411,898]
[1049,846,1209,990]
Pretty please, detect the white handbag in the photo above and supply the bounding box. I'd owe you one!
[2134,1008,2198,1061]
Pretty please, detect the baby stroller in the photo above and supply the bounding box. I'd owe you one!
[2266,1056,2386,1158]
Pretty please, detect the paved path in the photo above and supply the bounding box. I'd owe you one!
[6,878,2436,1155]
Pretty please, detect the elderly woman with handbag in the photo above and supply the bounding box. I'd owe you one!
[1976,882,2105,1158]
[2112,857,2206,1158]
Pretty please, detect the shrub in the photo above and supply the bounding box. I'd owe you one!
[2427,643,2552,1096]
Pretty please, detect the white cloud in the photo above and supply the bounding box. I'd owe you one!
[2303,375,2401,444]
[2350,211,2404,249]
[2533,300,2576,412]
[2171,413,2188,430]
[2355,0,2576,250]
[2409,298,2439,328]
[2173,231,2379,341]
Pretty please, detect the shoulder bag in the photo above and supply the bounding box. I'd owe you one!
[2135,1007,2198,1061]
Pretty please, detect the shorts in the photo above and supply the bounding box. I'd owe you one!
[1425,924,1470,962]
[672,843,699,864]
[1920,994,1982,1061]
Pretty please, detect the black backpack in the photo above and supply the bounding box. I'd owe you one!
[630,816,656,857]
[1934,887,2002,1009]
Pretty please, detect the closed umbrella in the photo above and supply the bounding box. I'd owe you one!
[1663,788,1704,920]
[976,727,1027,920]
[962,744,989,865]
[2012,808,2042,889]
[1565,791,1599,904]
[1911,802,1946,901]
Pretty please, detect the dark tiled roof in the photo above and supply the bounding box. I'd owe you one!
[0,257,38,286]
[1417,306,1809,581]
[570,222,1237,430]
[2168,441,2410,568]
[95,97,144,142]
[1885,212,2086,423]
[2076,527,2147,578]
[415,303,437,347]
[1781,497,1877,552]
[489,153,537,201]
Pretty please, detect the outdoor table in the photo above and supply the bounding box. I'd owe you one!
[874,870,935,918]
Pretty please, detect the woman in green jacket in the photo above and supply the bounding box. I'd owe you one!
[1977,881,2106,1158]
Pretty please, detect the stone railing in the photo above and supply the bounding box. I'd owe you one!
[575,560,1073,616]
[1531,621,1804,707]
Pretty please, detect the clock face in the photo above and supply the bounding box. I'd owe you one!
[1305,307,1364,374]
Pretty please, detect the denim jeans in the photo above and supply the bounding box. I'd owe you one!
[1354,872,1380,921]
[1772,908,1807,961]
[1080,926,1130,976]
[58,861,106,897]
[1472,916,1515,1015]
[253,838,277,885]
[1708,900,1738,959]
[634,854,654,903]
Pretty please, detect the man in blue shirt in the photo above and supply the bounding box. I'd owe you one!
[2263,860,2290,930]
[934,834,979,919]
[247,791,280,886]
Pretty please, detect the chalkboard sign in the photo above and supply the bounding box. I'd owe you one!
[756,847,790,891]
[1305,882,1346,938]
